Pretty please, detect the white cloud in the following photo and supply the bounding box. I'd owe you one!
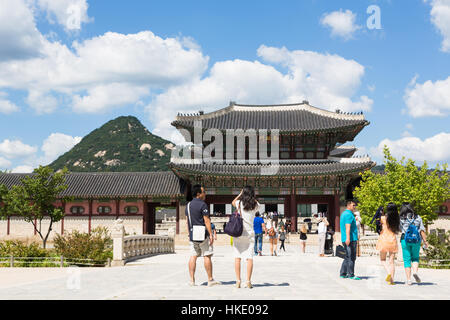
[370,132,450,164]
[404,75,450,117]
[320,9,361,40]
[429,0,450,52]
[0,92,20,114]
[0,139,38,159]
[0,28,209,113]
[36,0,91,30]
[147,45,372,141]
[72,83,149,113]
[26,89,59,114]
[0,0,45,61]
[11,165,34,173]
[40,132,82,164]
[0,157,12,169]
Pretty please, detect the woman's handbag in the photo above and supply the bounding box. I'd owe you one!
[224,202,243,237]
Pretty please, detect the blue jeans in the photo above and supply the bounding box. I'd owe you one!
[340,241,357,278]
[254,233,263,254]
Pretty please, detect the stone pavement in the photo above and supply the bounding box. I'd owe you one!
[0,243,449,300]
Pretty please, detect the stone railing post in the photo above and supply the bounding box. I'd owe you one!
[111,219,125,266]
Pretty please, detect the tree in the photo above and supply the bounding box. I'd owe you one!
[1,166,70,249]
[354,146,449,230]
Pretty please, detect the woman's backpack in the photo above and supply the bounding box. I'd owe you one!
[224,202,243,237]
[405,217,421,243]
[268,227,275,237]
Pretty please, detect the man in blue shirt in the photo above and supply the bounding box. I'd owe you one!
[339,200,361,280]
[253,212,266,256]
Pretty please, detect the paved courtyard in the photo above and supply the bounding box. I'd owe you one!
[0,243,449,300]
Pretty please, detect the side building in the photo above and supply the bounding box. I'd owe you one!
[0,172,184,241]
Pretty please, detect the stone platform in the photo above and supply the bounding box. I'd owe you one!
[0,242,449,300]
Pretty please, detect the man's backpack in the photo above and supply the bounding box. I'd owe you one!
[405,218,421,243]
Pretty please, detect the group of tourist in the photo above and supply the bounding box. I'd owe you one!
[340,200,429,285]
[186,184,430,289]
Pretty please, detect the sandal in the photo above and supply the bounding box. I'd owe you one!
[235,280,241,288]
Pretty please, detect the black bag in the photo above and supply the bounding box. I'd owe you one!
[335,245,347,259]
[224,202,243,237]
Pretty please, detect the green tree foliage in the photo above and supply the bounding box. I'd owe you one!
[53,226,112,263]
[354,146,449,229]
[1,166,70,248]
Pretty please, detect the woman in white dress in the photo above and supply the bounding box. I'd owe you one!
[231,186,260,289]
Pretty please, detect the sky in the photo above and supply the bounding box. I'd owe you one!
[0,0,449,172]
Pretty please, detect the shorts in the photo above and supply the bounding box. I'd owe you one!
[190,239,214,257]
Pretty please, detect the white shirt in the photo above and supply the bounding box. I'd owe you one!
[235,200,260,237]
[318,221,327,234]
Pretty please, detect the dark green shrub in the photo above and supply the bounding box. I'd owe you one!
[0,240,54,267]
[53,226,112,265]
[421,230,450,269]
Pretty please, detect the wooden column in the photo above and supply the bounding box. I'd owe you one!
[7,216,10,235]
[115,199,120,219]
[143,199,148,234]
[334,192,340,233]
[88,199,93,234]
[176,200,180,235]
[290,193,297,232]
[61,201,66,235]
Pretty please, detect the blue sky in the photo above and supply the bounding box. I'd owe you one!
[0,0,449,172]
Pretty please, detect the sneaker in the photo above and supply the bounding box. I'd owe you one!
[406,279,412,286]
[258,253,262,256]
[340,275,348,279]
[349,276,361,280]
[207,280,221,287]
[189,281,196,286]
[413,273,421,284]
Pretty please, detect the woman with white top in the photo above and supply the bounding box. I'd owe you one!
[231,186,260,289]
[317,217,329,257]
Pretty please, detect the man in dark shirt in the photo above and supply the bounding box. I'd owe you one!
[186,184,220,287]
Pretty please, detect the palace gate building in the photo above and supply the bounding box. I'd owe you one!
[169,101,375,232]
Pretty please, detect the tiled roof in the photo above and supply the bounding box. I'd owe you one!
[172,102,368,133]
[329,146,357,157]
[0,172,184,198]
[169,158,375,177]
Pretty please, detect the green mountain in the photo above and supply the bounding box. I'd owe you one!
[49,116,175,172]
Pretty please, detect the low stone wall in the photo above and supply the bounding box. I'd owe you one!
[112,219,175,266]
[0,216,144,243]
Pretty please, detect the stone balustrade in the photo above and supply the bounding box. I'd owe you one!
[111,219,175,266]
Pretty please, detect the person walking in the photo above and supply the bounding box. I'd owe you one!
[299,224,307,254]
[186,184,221,287]
[232,186,260,289]
[376,203,400,285]
[211,222,218,241]
[253,212,266,256]
[339,200,361,280]
[399,202,429,285]
[317,217,329,257]
[266,216,279,256]
[279,225,286,252]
